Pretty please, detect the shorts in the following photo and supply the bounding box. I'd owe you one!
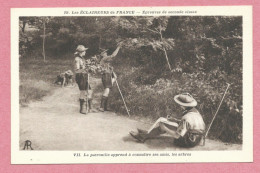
[75,73,91,90]
[174,131,203,148]
[102,72,113,88]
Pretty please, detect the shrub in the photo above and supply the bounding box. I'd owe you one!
[110,51,242,144]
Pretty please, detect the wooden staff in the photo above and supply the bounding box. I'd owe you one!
[115,79,131,117]
[204,83,231,138]
[86,73,89,112]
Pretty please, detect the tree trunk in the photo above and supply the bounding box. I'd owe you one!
[159,28,172,71]
[99,34,101,50]
[162,47,172,71]
[43,21,46,62]
[22,21,26,33]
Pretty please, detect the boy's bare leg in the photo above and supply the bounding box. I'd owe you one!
[87,89,98,113]
[131,117,179,142]
[147,117,168,133]
[137,117,177,140]
[146,126,166,138]
[62,77,66,88]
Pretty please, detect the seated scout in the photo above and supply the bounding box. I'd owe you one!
[130,93,206,148]
[54,70,74,87]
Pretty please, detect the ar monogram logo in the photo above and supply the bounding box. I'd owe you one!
[23,140,33,150]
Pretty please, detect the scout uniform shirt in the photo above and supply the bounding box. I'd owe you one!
[99,53,114,74]
[176,108,206,137]
[74,56,86,73]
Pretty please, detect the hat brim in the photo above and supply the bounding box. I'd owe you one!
[174,95,197,107]
[74,48,88,54]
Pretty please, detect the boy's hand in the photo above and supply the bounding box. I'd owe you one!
[112,72,117,79]
[166,115,171,119]
[167,115,181,123]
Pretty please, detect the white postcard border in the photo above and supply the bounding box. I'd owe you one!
[11,6,253,164]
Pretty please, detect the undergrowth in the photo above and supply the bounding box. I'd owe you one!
[19,55,74,106]
[109,51,242,144]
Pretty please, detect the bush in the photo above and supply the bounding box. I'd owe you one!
[110,50,242,144]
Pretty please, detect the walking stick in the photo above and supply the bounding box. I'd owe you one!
[204,83,231,143]
[86,73,89,112]
[115,79,131,117]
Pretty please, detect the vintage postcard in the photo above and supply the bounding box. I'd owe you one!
[11,6,253,164]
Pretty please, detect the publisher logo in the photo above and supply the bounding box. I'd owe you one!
[23,140,33,150]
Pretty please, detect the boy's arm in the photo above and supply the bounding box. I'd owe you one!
[62,76,66,87]
[100,43,122,63]
[166,115,181,123]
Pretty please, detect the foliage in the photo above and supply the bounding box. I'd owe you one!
[19,16,243,143]
[109,16,242,143]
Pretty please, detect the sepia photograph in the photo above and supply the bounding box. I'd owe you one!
[11,6,253,163]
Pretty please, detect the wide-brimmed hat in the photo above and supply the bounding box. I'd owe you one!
[74,45,88,54]
[174,93,197,107]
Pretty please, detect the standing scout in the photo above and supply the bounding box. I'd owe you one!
[98,43,122,112]
[130,93,206,147]
[74,45,96,114]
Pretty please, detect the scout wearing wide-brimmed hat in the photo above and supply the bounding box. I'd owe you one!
[97,43,122,112]
[130,93,206,148]
[74,45,96,114]
[174,93,197,107]
[74,45,88,55]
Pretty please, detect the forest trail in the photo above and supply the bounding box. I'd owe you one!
[19,77,242,151]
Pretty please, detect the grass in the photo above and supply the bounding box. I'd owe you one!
[19,55,74,106]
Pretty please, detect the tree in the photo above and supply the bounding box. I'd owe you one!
[115,16,175,71]
[24,17,53,61]
[37,17,52,62]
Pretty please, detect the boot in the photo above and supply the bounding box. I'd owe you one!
[137,128,148,134]
[88,99,98,113]
[98,96,106,112]
[129,131,148,143]
[104,97,111,111]
[131,127,164,142]
[80,99,87,114]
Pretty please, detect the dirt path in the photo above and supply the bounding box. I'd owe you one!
[20,77,242,151]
